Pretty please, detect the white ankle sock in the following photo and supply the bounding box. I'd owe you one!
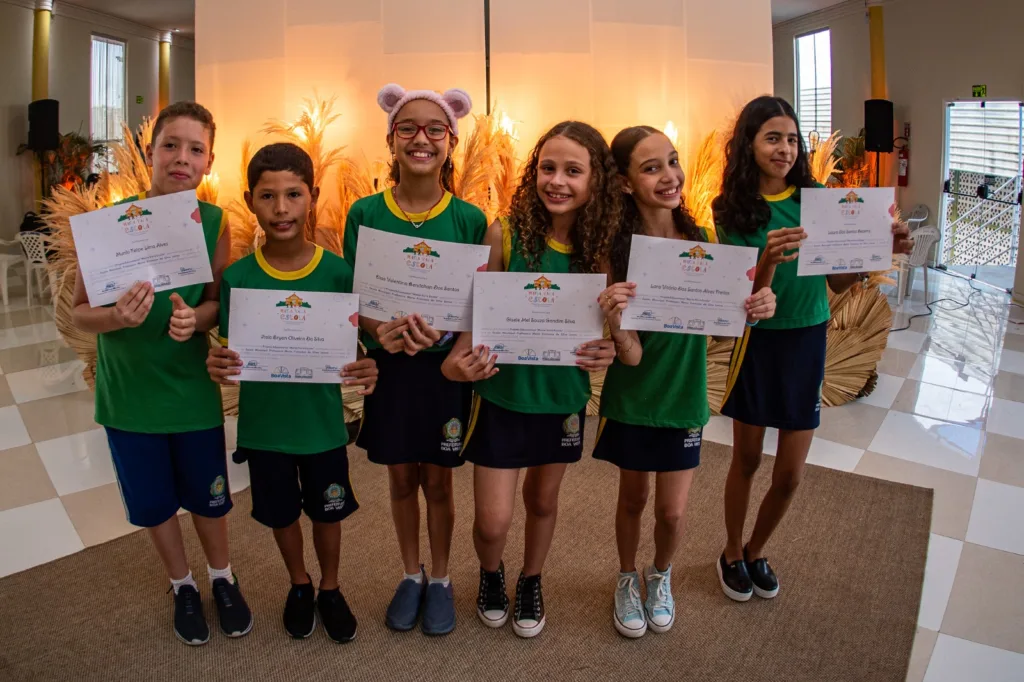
[404,570,424,584]
[428,575,450,587]
[208,564,235,584]
[170,571,198,594]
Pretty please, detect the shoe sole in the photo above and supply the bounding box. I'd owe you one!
[716,559,753,603]
[286,612,317,640]
[646,613,674,634]
[753,583,779,599]
[221,614,254,638]
[422,620,456,636]
[477,609,509,628]
[385,616,418,632]
[324,629,356,644]
[512,616,545,638]
[613,609,647,639]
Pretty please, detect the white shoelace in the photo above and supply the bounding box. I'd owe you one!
[647,572,673,614]
[615,574,644,622]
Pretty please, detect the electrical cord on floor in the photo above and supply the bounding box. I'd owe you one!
[890,271,984,333]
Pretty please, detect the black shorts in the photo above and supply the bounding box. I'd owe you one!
[592,419,702,472]
[237,446,359,528]
[461,396,585,469]
[721,321,827,431]
[357,349,470,468]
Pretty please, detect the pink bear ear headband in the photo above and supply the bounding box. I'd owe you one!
[377,84,473,137]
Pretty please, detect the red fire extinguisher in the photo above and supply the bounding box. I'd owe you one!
[896,122,910,187]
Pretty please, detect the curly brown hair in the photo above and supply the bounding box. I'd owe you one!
[508,121,621,274]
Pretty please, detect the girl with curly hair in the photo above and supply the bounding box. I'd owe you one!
[712,96,912,603]
[442,121,621,638]
[595,126,776,638]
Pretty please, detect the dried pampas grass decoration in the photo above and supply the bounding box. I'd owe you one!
[809,130,842,186]
[224,139,262,264]
[822,283,893,406]
[686,129,725,236]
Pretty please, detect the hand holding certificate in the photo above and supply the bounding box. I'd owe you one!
[797,187,896,276]
[71,190,214,307]
[228,289,359,384]
[472,272,606,366]
[352,227,490,332]
[621,235,759,338]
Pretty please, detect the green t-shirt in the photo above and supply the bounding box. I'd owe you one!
[600,227,716,429]
[717,186,830,330]
[342,190,488,352]
[94,195,225,433]
[473,219,592,415]
[220,246,353,455]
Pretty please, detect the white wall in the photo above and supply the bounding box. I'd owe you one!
[0,0,196,239]
[774,0,1024,300]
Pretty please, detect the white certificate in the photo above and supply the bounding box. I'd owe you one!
[352,227,490,332]
[472,272,606,366]
[621,235,758,338]
[70,190,214,307]
[797,187,895,277]
[229,288,359,384]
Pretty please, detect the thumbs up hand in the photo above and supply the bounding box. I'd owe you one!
[168,292,197,342]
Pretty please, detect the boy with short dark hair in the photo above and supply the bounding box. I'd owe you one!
[207,142,378,643]
[72,101,252,646]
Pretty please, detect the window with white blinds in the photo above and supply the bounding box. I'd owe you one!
[795,29,831,147]
[946,101,1023,178]
[91,35,127,144]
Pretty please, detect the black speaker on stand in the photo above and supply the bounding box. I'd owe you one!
[26,99,60,197]
[865,99,894,187]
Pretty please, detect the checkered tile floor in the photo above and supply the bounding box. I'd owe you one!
[0,272,1022,681]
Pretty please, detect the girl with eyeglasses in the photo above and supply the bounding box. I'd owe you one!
[342,84,488,636]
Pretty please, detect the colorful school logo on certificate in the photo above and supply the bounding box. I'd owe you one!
[404,240,440,271]
[276,293,311,321]
[679,244,714,274]
[117,204,154,234]
[524,275,560,305]
[210,475,226,498]
[838,190,865,218]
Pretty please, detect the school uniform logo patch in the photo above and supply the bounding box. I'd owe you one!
[209,475,227,506]
[323,483,347,512]
[441,418,463,452]
[561,414,582,447]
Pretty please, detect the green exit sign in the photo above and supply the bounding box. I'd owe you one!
[136,95,144,104]
[972,85,987,98]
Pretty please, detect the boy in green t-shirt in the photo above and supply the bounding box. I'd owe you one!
[71,102,251,646]
[207,143,378,644]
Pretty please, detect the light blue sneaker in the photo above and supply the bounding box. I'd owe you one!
[421,580,456,636]
[613,571,647,638]
[644,565,675,633]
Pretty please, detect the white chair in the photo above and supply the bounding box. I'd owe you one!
[16,232,56,306]
[896,225,940,305]
[0,238,24,307]
[905,204,929,231]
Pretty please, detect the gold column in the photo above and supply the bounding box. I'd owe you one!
[31,0,52,100]
[159,32,172,111]
[867,2,887,99]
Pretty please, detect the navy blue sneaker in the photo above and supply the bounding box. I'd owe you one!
[421,580,456,636]
[385,566,426,631]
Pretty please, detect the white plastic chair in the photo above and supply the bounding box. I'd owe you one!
[16,232,56,306]
[896,225,940,305]
[0,238,23,307]
[905,204,929,231]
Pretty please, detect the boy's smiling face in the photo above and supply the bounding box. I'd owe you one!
[146,116,214,197]
[245,170,318,243]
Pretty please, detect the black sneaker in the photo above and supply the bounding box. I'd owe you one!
[476,563,510,628]
[172,584,210,646]
[317,588,357,643]
[744,546,780,599]
[212,575,253,638]
[717,552,753,602]
[512,572,545,638]
[284,578,317,639]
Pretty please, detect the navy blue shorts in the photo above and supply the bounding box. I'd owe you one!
[721,322,827,431]
[462,396,585,469]
[235,446,359,529]
[592,419,702,472]
[106,425,231,528]
[357,349,470,468]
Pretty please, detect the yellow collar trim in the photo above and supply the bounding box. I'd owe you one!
[546,237,573,254]
[762,186,796,202]
[384,189,453,223]
[255,245,323,281]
